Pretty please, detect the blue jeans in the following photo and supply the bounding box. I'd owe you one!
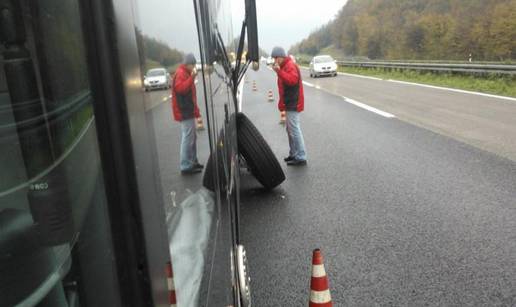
[180,118,198,170]
[286,111,307,160]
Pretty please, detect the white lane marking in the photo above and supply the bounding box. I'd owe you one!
[238,74,245,111]
[315,85,321,89]
[342,96,395,118]
[302,81,314,87]
[387,79,516,102]
[337,71,383,81]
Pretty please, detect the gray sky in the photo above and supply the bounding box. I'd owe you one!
[136,0,347,55]
[232,0,348,53]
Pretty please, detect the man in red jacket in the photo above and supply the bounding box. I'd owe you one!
[172,53,203,174]
[272,46,307,166]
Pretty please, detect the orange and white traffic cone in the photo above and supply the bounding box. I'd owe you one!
[166,261,177,307]
[196,116,205,130]
[252,80,257,91]
[267,90,274,102]
[279,111,286,125]
[309,249,332,307]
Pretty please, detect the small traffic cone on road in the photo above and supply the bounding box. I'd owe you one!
[165,261,177,307]
[279,111,286,125]
[252,80,257,91]
[196,116,205,130]
[309,249,333,307]
[267,90,274,102]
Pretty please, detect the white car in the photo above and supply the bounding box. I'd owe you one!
[266,56,274,65]
[309,55,338,78]
[144,68,171,91]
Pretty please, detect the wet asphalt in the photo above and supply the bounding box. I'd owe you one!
[238,68,516,306]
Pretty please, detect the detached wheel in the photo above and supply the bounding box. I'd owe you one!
[237,112,285,189]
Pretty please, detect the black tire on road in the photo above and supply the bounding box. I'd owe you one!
[236,112,285,189]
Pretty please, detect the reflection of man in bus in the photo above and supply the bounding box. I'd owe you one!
[172,53,204,174]
[271,46,307,166]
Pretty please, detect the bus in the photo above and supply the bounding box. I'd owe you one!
[0,0,281,306]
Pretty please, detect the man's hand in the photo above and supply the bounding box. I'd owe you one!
[273,63,280,72]
[191,68,198,78]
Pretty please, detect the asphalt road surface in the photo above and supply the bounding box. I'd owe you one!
[299,67,516,162]
[239,67,516,306]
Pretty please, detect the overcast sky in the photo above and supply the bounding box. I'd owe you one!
[232,0,348,53]
[136,0,347,55]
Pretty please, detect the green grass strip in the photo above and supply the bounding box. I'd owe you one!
[338,66,516,98]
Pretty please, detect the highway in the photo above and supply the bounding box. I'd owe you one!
[144,68,516,305]
[299,67,516,162]
[239,67,516,306]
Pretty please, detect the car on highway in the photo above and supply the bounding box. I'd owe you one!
[266,56,274,65]
[144,68,171,91]
[309,55,338,77]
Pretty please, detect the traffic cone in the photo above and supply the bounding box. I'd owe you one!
[267,90,274,102]
[309,249,332,307]
[252,80,257,91]
[196,116,205,130]
[279,111,286,125]
[166,261,177,307]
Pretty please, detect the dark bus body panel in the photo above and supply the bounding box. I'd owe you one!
[0,0,245,306]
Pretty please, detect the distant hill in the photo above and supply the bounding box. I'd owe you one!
[289,0,516,61]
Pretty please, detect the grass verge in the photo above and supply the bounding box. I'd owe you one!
[337,66,516,98]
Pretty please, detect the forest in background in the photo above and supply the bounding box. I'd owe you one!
[135,30,268,73]
[289,0,516,61]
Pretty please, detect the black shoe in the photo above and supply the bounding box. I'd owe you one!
[181,167,202,174]
[287,159,307,166]
[194,163,204,169]
[284,156,294,162]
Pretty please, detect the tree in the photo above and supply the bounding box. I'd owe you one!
[290,0,516,61]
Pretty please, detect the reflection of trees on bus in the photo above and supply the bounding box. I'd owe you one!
[135,28,184,73]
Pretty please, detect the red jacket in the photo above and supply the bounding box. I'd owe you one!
[172,64,200,121]
[277,56,304,112]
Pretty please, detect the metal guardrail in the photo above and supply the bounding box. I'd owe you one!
[335,61,516,75]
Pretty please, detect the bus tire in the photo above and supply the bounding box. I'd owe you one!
[236,112,285,189]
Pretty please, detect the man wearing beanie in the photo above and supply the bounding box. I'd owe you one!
[172,53,203,174]
[271,46,307,166]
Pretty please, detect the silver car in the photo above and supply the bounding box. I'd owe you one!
[144,68,171,91]
[309,55,338,78]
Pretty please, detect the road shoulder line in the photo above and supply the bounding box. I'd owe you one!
[337,72,383,81]
[387,79,516,102]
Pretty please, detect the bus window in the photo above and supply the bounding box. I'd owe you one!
[1,1,122,306]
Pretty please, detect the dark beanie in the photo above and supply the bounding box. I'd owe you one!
[271,46,286,58]
[183,53,197,65]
